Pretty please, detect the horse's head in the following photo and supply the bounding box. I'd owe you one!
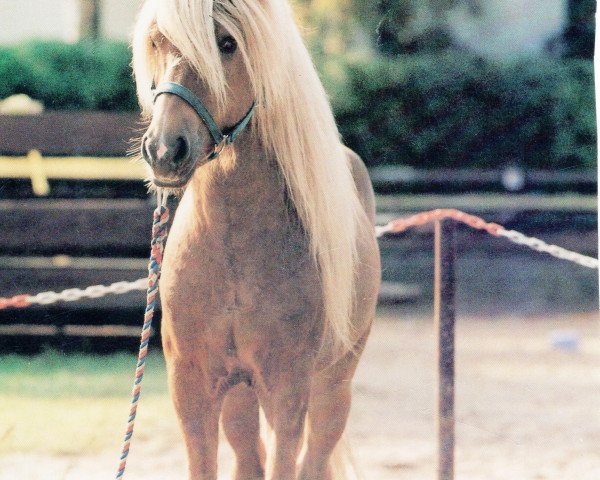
[134,2,255,188]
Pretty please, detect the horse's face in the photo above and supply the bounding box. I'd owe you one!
[141,24,253,188]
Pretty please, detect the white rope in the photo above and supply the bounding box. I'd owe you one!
[27,279,148,305]
[497,229,599,269]
[375,224,395,238]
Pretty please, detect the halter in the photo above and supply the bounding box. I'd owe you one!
[152,81,256,160]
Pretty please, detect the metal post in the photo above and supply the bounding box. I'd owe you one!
[434,219,456,480]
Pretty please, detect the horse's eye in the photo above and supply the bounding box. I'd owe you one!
[218,36,237,55]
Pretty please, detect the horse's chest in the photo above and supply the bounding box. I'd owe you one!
[161,207,320,319]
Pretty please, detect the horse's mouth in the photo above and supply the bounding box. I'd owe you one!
[152,176,190,188]
[151,165,196,188]
[151,168,195,188]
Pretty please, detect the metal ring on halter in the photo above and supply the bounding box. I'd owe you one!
[209,136,228,160]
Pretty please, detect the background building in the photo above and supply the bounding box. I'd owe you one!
[0,0,143,43]
[446,0,567,59]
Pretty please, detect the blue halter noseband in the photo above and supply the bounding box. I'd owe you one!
[152,81,256,160]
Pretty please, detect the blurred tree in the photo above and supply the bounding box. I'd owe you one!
[358,0,458,54]
[293,0,373,93]
[332,53,596,170]
[293,0,458,56]
[294,0,367,57]
[79,0,101,40]
[564,0,595,58]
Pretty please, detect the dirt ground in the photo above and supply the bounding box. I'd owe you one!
[1,309,599,480]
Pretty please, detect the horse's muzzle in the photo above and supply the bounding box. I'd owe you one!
[142,130,200,187]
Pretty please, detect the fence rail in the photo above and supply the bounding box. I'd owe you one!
[0,112,140,156]
[370,165,597,193]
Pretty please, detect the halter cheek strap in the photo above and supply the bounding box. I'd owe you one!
[151,81,256,159]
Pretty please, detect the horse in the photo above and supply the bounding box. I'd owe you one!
[132,1,380,478]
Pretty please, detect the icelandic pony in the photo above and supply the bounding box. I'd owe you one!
[132,0,380,478]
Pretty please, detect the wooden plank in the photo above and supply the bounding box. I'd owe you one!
[0,255,147,270]
[377,281,422,303]
[370,166,597,192]
[376,194,598,214]
[0,324,141,338]
[62,325,142,337]
[0,325,58,336]
[0,112,141,156]
[0,156,146,180]
[0,199,154,255]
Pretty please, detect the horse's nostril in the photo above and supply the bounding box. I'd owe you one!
[173,136,189,164]
[141,136,152,165]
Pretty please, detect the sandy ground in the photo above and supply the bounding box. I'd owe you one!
[1,309,599,480]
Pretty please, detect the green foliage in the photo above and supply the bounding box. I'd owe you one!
[0,40,594,170]
[0,47,30,100]
[330,53,596,169]
[0,40,137,111]
[358,0,457,55]
[564,0,595,59]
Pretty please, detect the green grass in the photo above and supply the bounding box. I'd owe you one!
[0,351,175,455]
[0,350,169,398]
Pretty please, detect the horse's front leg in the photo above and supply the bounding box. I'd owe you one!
[222,383,266,480]
[165,342,222,480]
[257,359,311,480]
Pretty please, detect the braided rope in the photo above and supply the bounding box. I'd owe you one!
[115,203,169,479]
[0,294,31,309]
[497,228,599,269]
[376,208,598,269]
[376,208,503,237]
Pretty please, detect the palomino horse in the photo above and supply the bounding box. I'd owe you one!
[133,0,380,478]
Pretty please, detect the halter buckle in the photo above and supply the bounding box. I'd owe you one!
[209,136,228,160]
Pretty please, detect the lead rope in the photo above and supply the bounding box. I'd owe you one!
[115,192,170,479]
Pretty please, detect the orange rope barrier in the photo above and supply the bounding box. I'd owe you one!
[379,208,503,237]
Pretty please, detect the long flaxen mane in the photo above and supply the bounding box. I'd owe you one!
[132,0,364,352]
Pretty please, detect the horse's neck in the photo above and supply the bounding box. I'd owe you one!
[188,137,288,228]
